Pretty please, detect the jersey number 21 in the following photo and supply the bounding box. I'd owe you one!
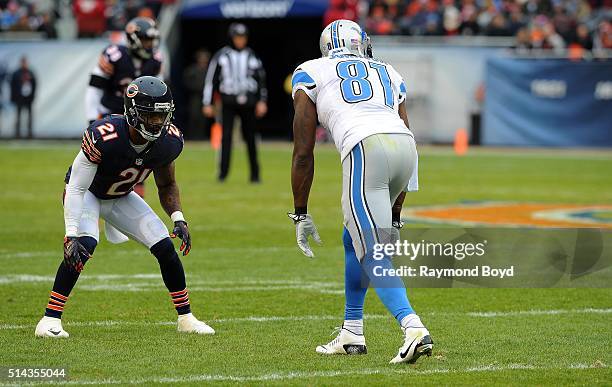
[336,60,393,108]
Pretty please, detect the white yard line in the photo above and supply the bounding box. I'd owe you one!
[467,308,612,317]
[0,274,341,286]
[0,315,387,331]
[0,251,54,259]
[0,363,605,386]
[77,284,343,293]
[0,274,346,294]
[0,246,337,260]
[2,308,611,331]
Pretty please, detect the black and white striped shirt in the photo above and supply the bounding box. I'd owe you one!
[202,46,267,106]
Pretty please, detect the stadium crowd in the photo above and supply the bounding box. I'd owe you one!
[0,0,171,38]
[72,0,168,37]
[0,0,57,37]
[356,0,611,50]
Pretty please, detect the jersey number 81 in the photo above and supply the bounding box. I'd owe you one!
[336,60,394,108]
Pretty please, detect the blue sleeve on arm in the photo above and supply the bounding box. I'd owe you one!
[400,81,406,94]
[292,71,316,88]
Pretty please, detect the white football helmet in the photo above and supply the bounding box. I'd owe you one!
[320,19,369,57]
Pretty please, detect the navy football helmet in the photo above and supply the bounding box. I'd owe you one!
[124,76,174,142]
[125,17,159,60]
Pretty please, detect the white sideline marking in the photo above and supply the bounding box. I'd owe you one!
[0,274,345,294]
[0,245,334,260]
[0,274,341,285]
[0,315,388,331]
[0,274,169,284]
[2,308,611,331]
[78,284,343,293]
[0,363,605,386]
[467,308,612,317]
[0,251,52,259]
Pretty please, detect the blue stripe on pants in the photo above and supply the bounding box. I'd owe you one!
[350,143,377,257]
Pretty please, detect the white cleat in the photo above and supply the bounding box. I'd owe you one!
[177,313,215,335]
[316,327,367,355]
[34,316,69,338]
[390,326,433,364]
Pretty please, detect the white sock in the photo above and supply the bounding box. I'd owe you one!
[343,319,363,336]
[400,314,424,330]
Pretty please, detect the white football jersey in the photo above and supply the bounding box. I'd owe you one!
[292,48,413,161]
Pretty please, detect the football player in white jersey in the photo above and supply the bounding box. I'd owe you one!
[288,20,433,364]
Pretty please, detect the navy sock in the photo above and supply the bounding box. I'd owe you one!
[343,228,369,321]
[150,238,191,315]
[44,236,96,319]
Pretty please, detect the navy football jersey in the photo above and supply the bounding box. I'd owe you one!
[93,45,163,114]
[68,115,183,200]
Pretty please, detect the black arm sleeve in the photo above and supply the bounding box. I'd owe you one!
[255,54,267,102]
[89,74,109,89]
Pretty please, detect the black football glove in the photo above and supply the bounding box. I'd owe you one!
[63,236,90,273]
[170,221,191,256]
[392,211,404,229]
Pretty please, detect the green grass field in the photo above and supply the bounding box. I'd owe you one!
[0,141,610,386]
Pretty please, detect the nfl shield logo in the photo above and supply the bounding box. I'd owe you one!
[135,159,143,165]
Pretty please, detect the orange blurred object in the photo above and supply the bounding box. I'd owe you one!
[567,43,584,61]
[454,128,469,155]
[211,122,222,150]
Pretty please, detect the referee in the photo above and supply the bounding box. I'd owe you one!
[202,23,268,183]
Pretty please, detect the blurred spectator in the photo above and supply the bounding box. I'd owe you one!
[573,23,593,50]
[183,49,211,139]
[73,0,106,38]
[10,56,36,139]
[542,22,567,52]
[324,0,358,26]
[552,4,576,41]
[486,13,513,36]
[106,0,129,31]
[594,20,612,49]
[126,0,146,20]
[367,4,395,34]
[36,11,57,38]
[513,26,533,53]
[442,0,461,35]
[459,2,481,35]
[398,0,441,35]
[508,10,526,34]
[137,6,155,19]
[522,0,553,18]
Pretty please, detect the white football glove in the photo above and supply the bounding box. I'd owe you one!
[288,213,322,258]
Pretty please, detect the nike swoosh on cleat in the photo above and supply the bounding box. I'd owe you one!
[48,329,61,336]
[400,338,417,359]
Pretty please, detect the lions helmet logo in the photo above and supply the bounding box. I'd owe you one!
[126,83,139,98]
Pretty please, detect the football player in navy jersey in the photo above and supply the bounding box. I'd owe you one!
[35,76,215,338]
[85,16,163,197]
